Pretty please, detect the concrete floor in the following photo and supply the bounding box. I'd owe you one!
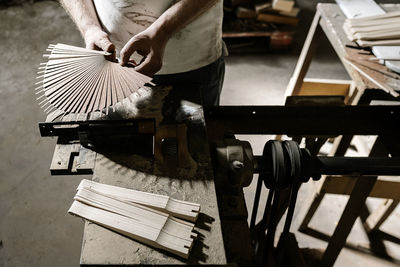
[0,1,399,266]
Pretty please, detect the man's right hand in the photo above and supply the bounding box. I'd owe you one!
[84,27,116,61]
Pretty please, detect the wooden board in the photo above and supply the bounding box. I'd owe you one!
[79,85,226,265]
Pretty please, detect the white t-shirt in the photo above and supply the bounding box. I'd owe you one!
[93,0,223,75]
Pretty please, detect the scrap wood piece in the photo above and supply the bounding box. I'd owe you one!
[346,46,400,78]
[69,199,196,259]
[272,0,294,12]
[257,13,299,26]
[235,6,257,19]
[349,58,400,80]
[255,2,272,14]
[344,58,400,98]
[36,43,154,115]
[78,179,200,222]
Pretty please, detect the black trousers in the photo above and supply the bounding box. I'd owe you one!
[152,56,225,107]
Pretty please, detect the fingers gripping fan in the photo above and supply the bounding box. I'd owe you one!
[35,44,154,114]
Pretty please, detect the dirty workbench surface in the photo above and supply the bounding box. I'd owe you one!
[317,4,400,94]
[78,85,227,265]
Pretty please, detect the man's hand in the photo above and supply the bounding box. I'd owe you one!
[84,27,116,61]
[60,0,116,61]
[119,0,218,77]
[120,29,168,77]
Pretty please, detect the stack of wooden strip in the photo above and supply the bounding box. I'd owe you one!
[77,179,200,222]
[343,10,400,47]
[69,179,200,259]
[344,47,400,97]
[35,43,154,115]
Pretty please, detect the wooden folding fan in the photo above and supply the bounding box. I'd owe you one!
[36,43,154,114]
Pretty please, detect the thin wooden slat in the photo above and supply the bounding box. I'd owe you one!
[49,61,100,110]
[69,62,104,113]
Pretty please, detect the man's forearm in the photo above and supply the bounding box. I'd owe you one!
[147,0,219,41]
[60,0,114,53]
[60,0,102,37]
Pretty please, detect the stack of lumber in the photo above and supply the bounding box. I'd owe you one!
[224,0,300,32]
[69,179,201,259]
[35,43,154,115]
[222,0,299,51]
[343,11,400,47]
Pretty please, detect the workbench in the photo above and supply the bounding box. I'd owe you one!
[46,85,226,265]
[286,3,400,100]
[285,3,400,266]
